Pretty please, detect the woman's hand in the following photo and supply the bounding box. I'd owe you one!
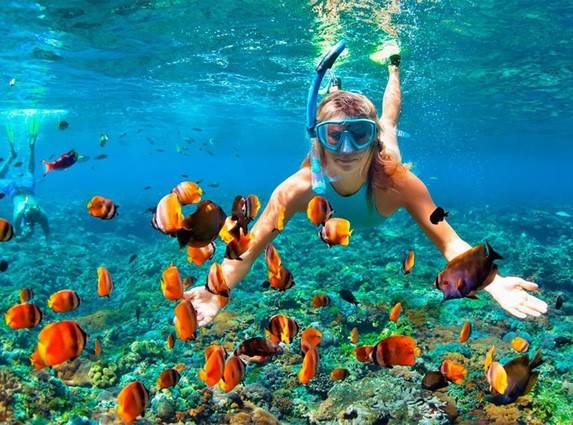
[183,286,221,327]
[485,276,548,319]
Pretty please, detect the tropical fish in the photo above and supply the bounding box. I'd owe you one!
[161,263,185,301]
[187,242,216,266]
[0,259,8,272]
[174,299,198,341]
[430,206,449,224]
[47,289,81,313]
[234,337,283,360]
[555,294,564,310]
[30,320,88,368]
[339,289,359,305]
[312,294,331,308]
[318,217,352,247]
[389,302,401,322]
[306,196,335,226]
[300,327,322,355]
[19,287,34,303]
[152,193,184,235]
[486,349,543,405]
[298,346,320,385]
[97,266,114,297]
[166,333,175,350]
[128,254,138,264]
[370,335,417,368]
[177,200,227,248]
[434,242,503,301]
[220,356,246,392]
[422,371,449,391]
[172,181,203,205]
[458,321,472,343]
[199,345,227,386]
[440,360,467,384]
[116,381,149,423]
[94,154,108,160]
[268,265,294,291]
[57,120,69,130]
[350,327,359,344]
[511,337,530,353]
[264,243,282,277]
[224,229,253,261]
[94,337,102,357]
[157,368,181,389]
[401,251,415,274]
[484,345,496,373]
[0,218,14,241]
[205,262,230,307]
[42,149,78,176]
[99,133,109,147]
[330,368,350,381]
[87,196,119,220]
[265,314,300,344]
[354,345,374,363]
[5,303,43,329]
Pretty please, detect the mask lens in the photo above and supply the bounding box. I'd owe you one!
[316,119,376,151]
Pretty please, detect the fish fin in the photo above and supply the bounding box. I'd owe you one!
[523,372,539,395]
[467,292,479,300]
[485,241,503,261]
[41,160,53,176]
[529,348,544,370]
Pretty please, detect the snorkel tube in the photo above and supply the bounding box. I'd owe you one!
[306,40,346,194]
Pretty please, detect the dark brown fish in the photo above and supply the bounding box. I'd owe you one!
[434,242,502,300]
[12,161,23,168]
[488,349,543,405]
[422,371,449,391]
[128,254,137,264]
[339,289,359,305]
[94,154,108,160]
[234,337,283,359]
[555,294,564,310]
[430,206,449,225]
[177,200,226,248]
[57,121,69,130]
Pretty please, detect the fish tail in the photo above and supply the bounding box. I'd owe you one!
[485,241,503,261]
[41,160,53,176]
[529,348,544,370]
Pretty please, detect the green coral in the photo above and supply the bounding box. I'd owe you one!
[532,378,573,424]
[88,360,119,388]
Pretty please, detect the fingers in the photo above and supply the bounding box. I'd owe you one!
[520,281,539,291]
[507,307,527,319]
[528,296,548,314]
[518,304,543,317]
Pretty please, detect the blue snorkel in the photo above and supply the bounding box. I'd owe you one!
[306,40,346,194]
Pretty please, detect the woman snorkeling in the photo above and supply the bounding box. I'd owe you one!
[0,114,50,241]
[184,48,548,327]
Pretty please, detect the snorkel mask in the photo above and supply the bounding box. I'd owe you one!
[306,40,346,194]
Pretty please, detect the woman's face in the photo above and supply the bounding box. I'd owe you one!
[322,141,372,178]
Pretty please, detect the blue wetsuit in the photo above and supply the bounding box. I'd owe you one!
[323,182,386,228]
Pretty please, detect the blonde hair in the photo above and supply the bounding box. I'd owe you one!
[302,91,409,194]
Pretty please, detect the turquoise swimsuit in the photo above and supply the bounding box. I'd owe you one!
[323,182,387,228]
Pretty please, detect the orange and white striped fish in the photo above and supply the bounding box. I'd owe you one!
[389,302,401,322]
[152,192,184,235]
[312,294,331,308]
[300,327,322,356]
[47,289,81,313]
[117,381,150,423]
[97,266,113,297]
[268,265,294,291]
[350,327,359,344]
[264,243,282,277]
[265,314,300,344]
[220,355,246,392]
[187,242,216,266]
[30,320,88,369]
[87,195,119,220]
[174,299,198,342]
[199,345,227,387]
[440,360,467,384]
[5,303,43,329]
[0,218,15,241]
[157,368,181,389]
[511,336,530,353]
[172,181,202,205]
[401,251,415,274]
[205,262,230,307]
[19,287,34,303]
[458,321,472,343]
[306,196,334,226]
[161,263,184,301]
[298,346,320,385]
[318,218,352,247]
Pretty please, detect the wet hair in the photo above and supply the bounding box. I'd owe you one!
[303,91,409,196]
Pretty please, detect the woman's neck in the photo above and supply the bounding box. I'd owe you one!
[330,173,366,196]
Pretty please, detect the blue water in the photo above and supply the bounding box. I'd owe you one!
[1,1,572,424]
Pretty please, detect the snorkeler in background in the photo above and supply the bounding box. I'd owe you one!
[183,42,548,327]
[0,115,50,241]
